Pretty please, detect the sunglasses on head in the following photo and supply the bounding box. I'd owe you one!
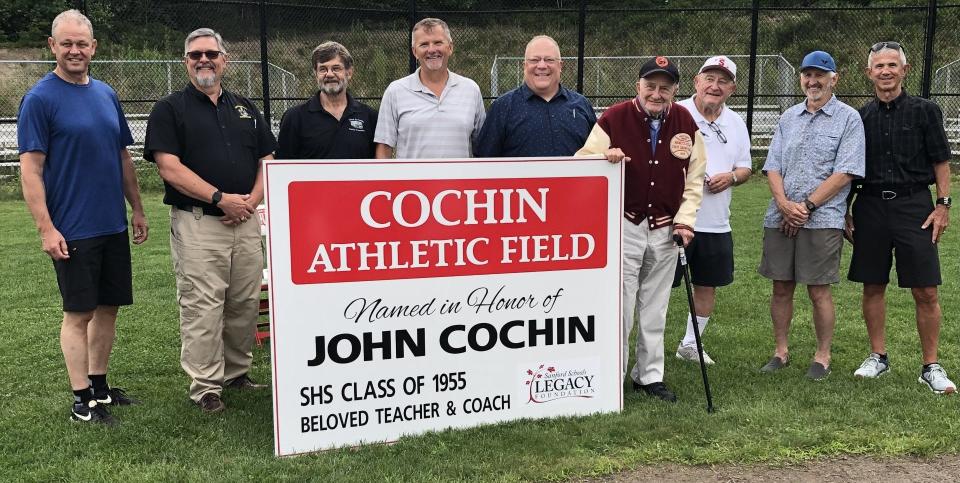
[185,50,222,61]
[870,41,904,53]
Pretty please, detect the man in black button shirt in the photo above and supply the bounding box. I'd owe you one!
[846,41,955,394]
[276,41,376,159]
[144,28,277,412]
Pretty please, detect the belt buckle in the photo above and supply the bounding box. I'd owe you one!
[191,205,203,219]
[881,190,897,200]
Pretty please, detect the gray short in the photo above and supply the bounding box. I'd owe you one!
[758,227,843,285]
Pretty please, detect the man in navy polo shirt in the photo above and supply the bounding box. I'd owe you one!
[475,35,595,157]
[277,41,377,159]
[19,9,148,426]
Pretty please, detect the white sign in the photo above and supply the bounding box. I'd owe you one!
[263,157,623,456]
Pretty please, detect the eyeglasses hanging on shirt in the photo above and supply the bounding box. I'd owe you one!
[707,121,727,144]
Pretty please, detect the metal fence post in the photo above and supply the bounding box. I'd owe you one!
[577,0,587,94]
[408,0,418,74]
[259,0,272,125]
[921,0,937,98]
[746,0,760,136]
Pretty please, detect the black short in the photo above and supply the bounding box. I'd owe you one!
[53,230,133,312]
[672,231,734,288]
[848,192,941,287]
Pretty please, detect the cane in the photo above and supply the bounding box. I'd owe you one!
[673,234,715,413]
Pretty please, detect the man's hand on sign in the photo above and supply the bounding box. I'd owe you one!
[604,148,630,164]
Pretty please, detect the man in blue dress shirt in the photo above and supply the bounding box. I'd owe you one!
[475,35,596,157]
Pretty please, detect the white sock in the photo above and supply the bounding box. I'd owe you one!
[681,314,710,347]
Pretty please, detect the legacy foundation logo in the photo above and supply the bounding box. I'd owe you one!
[523,364,597,403]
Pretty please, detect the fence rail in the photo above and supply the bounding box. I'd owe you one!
[3,0,960,159]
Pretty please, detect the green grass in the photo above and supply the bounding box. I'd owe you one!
[1,179,959,482]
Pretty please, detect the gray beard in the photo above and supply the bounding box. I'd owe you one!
[195,73,216,88]
[320,81,345,96]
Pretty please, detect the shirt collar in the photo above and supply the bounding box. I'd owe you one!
[520,82,569,102]
[798,94,838,116]
[878,89,909,110]
[632,96,671,122]
[307,92,359,115]
[186,82,225,103]
[409,68,457,94]
[685,95,728,126]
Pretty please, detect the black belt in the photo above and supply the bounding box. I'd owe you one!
[174,204,224,216]
[857,184,928,200]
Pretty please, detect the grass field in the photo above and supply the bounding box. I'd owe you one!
[1,178,959,482]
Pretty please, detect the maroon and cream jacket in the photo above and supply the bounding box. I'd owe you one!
[577,98,706,231]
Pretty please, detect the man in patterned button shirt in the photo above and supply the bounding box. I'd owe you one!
[757,51,865,381]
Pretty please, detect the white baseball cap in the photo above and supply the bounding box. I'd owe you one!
[698,55,737,82]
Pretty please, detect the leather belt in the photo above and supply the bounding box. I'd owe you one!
[174,204,224,216]
[857,184,928,200]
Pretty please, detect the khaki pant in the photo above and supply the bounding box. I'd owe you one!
[170,207,262,401]
[622,221,677,385]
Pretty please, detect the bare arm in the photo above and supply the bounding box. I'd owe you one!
[120,149,149,244]
[806,172,856,208]
[20,151,69,259]
[246,155,271,209]
[153,151,253,222]
[921,161,951,243]
[375,143,394,159]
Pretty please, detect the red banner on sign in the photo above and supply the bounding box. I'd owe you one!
[287,177,608,284]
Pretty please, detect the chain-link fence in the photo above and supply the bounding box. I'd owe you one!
[3,0,960,161]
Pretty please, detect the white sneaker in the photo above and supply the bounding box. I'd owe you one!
[853,353,889,378]
[676,344,715,365]
[919,363,957,394]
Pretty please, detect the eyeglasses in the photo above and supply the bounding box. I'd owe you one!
[185,50,223,61]
[316,65,345,75]
[525,57,560,66]
[707,122,727,144]
[870,41,904,53]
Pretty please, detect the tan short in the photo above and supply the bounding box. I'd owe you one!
[758,227,843,285]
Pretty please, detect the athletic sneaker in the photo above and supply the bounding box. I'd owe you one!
[70,400,118,426]
[676,344,715,365]
[94,387,139,406]
[919,363,957,395]
[853,353,889,378]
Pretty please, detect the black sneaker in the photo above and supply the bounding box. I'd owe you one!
[226,374,268,390]
[94,387,139,406]
[70,400,118,426]
[632,381,677,403]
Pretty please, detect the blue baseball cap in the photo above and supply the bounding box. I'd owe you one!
[800,50,836,72]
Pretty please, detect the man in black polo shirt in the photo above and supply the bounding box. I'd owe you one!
[847,41,954,394]
[145,28,277,413]
[276,41,376,159]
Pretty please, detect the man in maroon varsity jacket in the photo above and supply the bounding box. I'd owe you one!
[577,56,706,402]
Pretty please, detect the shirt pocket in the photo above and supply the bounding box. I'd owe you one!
[897,124,920,156]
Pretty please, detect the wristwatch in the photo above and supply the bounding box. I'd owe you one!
[803,198,818,212]
[936,196,952,208]
[731,171,739,185]
[211,190,223,206]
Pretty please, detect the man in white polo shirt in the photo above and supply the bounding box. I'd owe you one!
[374,17,485,159]
[673,56,752,365]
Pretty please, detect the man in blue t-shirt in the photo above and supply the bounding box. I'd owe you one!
[18,9,148,426]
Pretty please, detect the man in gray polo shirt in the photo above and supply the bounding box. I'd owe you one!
[374,17,485,159]
[757,51,865,381]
